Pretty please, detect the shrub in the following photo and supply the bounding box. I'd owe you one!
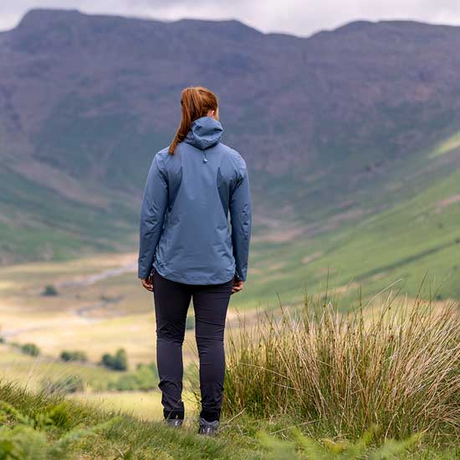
[224,294,460,442]
[42,285,58,297]
[100,348,128,371]
[60,350,88,362]
[186,315,195,330]
[21,343,40,357]
[112,349,128,371]
[101,353,115,369]
[108,362,158,391]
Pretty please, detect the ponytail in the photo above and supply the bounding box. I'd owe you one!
[169,86,219,155]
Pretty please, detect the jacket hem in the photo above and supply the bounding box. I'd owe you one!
[153,262,235,286]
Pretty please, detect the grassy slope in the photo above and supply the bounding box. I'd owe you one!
[0,381,255,459]
[239,139,460,308]
[0,381,458,459]
[0,164,138,263]
[243,175,460,308]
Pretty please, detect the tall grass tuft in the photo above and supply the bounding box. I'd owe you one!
[223,291,460,442]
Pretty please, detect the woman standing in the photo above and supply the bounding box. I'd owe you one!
[138,86,252,435]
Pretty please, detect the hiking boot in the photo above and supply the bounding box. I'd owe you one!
[198,417,219,436]
[164,418,183,428]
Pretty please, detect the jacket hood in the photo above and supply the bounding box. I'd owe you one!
[184,116,224,150]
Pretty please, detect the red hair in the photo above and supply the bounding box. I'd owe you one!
[169,86,219,155]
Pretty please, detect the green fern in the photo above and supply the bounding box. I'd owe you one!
[259,425,423,459]
[0,400,121,459]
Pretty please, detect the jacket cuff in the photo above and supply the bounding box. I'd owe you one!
[138,269,151,279]
[235,271,246,282]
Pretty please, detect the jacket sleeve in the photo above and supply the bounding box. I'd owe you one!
[229,157,252,282]
[138,154,168,279]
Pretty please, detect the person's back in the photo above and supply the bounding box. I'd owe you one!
[138,86,252,435]
[145,117,250,284]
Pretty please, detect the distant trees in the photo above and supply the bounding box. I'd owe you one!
[8,341,41,357]
[100,348,128,371]
[185,316,195,330]
[60,350,88,362]
[21,343,40,357]
[108,363,158,391]
[42,285,58,297]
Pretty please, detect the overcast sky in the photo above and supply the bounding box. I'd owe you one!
[2,0,460,37]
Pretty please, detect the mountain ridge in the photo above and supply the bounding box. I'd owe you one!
[9,8,460,39]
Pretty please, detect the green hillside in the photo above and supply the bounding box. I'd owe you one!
[241,134,460,306]
[0,164,138,263]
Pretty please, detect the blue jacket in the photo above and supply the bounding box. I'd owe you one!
[138,116,252,284]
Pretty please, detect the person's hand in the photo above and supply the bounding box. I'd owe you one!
[232,276,244,295]
[141,274,154,292]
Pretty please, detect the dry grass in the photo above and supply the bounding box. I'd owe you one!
[223,290,460,443]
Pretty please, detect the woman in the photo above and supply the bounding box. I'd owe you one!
[138,86,252,435]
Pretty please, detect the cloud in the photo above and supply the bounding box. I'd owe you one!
[2,0,460,36]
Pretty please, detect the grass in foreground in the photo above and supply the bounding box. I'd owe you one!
[0,381,250,459]
[224,290,460,445]
[0,380,458,459]
[0,287,458,458]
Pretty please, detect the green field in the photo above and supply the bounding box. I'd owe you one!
[0,345,115,393]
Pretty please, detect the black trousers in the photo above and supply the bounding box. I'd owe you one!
[153,270,233,422]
